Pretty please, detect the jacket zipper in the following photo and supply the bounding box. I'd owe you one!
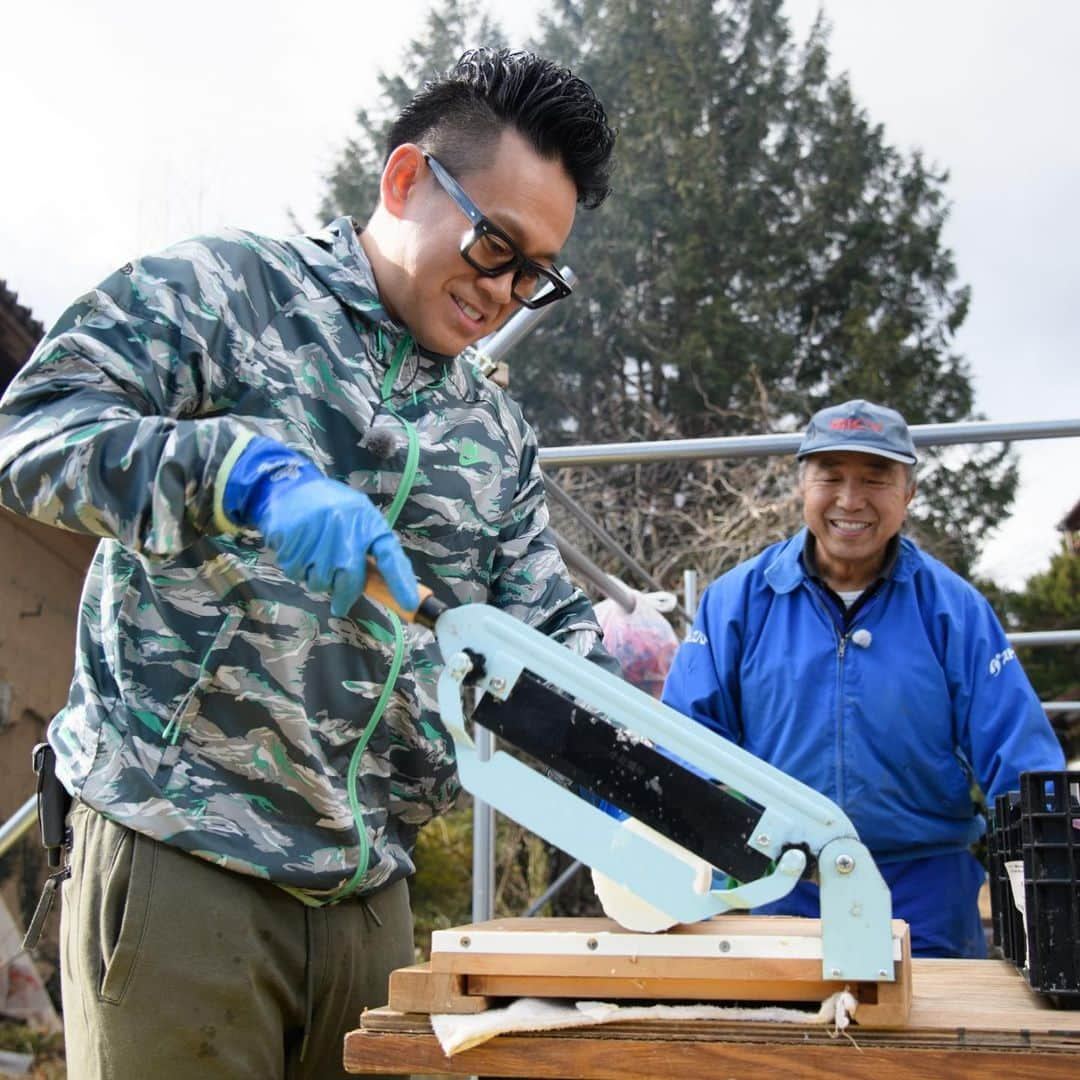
[806,584,849,807]
[835,630,848,804]
[820,584,887,810]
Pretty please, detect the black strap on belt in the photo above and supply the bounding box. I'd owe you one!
[22,742,73,951]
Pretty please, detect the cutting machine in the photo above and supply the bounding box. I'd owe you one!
[376,575,897,985]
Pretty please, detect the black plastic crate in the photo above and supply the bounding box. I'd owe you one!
[988,790,1026,966]
[1018,771,1080,1003]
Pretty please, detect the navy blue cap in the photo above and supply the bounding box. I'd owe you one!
[796,399,918,464]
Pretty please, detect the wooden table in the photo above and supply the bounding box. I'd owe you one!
[344,959,1080,1077]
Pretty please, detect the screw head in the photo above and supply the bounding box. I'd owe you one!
[447,653,474,682]
[459,936,471,948]
[718,940,731,953]
[831,968,842,978]
[835,854,856,874]
[489,676,507,694]
[586,937,598,951]
[755,834,770,848]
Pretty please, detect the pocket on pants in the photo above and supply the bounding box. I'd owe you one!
[98,824,157,1004]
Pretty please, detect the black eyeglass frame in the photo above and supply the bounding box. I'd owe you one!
[423,153,572,310]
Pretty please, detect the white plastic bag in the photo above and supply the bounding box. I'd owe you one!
[594,590,680,699]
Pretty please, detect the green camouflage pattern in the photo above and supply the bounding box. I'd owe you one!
[0,217,615,902]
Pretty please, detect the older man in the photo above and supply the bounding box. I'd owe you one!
[662,399,1064,957]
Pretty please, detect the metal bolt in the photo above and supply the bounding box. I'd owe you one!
[459,936,471,949]
[447,653,473,683]
[755,834,770,848]
[835,854,856,875]
[878,969,888,978]
[718,940,731,953]
[489,676,507,695]
[831,968,841,978]
[586,937,598,951]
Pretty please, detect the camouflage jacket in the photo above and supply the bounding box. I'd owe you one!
[0,217,614,903]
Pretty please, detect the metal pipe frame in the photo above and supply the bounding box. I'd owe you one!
[539,417,1080,468]
[1008,630,1080,647]
[545,475,691,618]
[0,797,36,861]
[471,727,497,923]
[550,527,637,613]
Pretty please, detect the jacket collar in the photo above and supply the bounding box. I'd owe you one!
[764,527,918,594]
[287,217,480,403]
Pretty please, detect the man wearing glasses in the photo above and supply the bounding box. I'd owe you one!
[0,48,616,1080]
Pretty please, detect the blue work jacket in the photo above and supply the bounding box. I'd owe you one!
[662,529,1064,861]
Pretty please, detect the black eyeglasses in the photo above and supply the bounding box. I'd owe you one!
[424,153,572,310]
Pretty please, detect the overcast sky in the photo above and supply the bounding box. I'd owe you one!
[2,1,1077,591]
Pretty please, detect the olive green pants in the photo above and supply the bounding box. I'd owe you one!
[60,803,414,1080]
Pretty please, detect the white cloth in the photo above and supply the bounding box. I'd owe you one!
[431,991,859,1056]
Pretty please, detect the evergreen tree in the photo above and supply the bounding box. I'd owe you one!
[520,0,1016,578]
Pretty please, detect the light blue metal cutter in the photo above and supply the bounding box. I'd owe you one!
[433,602,896,983]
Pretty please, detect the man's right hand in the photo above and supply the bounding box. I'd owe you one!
[222,436,418,618]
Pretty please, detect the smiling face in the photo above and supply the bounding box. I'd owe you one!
[362,128,578,356]
[798,451,916,590]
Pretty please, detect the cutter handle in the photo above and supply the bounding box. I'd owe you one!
[364,558,448,630]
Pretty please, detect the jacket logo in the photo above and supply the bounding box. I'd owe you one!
[686,629,708,645]
[989,647,1016,677]
[458,439,483,467]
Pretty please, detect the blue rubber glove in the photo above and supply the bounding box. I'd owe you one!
[222,436,418,618]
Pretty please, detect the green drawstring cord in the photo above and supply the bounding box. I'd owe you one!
[379,333,409,401]
[378,333,422,527]
[383,415,419,527]
[326,609,406,904]
[328,330,422,903]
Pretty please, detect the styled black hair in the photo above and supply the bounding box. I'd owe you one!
[387,47,616,209]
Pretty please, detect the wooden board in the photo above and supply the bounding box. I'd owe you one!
[345,1026,1080,1078]
[423,915,913,1026]
[387,965,490,1015]
[432,916,905,962]
[348,959,1080,1077]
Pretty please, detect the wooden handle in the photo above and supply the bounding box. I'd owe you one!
[365,558,446,629]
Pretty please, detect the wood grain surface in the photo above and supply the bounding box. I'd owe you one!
[348,957,1080,1077]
